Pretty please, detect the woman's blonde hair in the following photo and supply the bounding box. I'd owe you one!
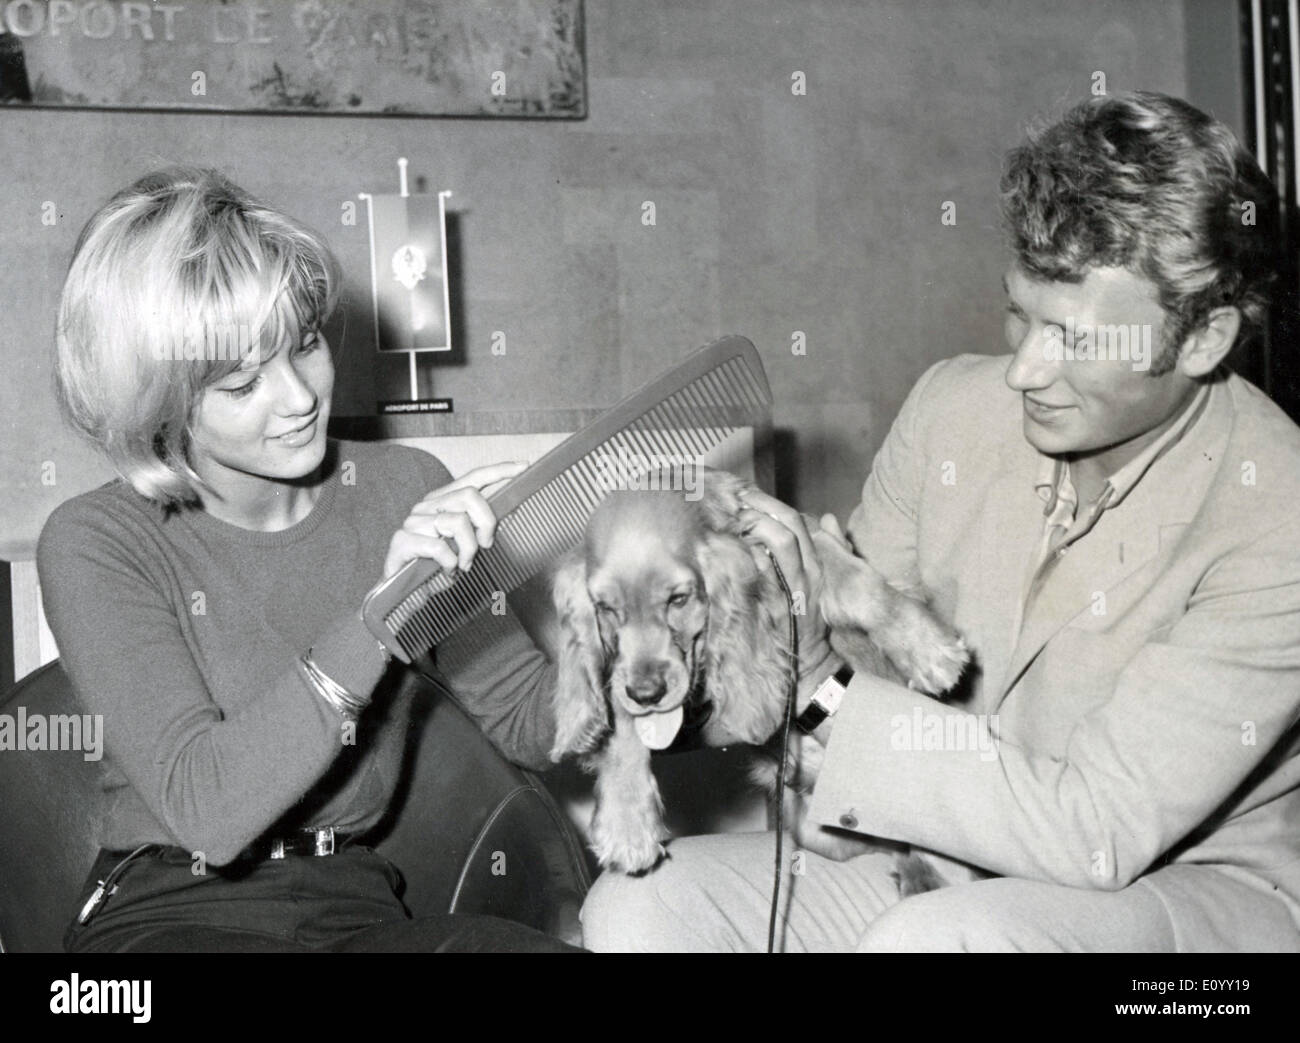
[54,167,341,506]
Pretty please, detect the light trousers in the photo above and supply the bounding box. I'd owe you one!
[580,831,1298,953]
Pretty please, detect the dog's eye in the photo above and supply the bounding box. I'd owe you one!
[667,591,691,608]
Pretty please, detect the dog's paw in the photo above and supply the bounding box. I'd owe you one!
[879,598,969,695]
[906,634,969,695]
[590,802,669,875]
[891,853,948,897]
[591,824,667,875]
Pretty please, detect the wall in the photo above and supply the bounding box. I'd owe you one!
[1,0,1195,557]
[1184,0,1245,140]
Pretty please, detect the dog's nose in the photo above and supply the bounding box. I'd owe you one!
[626,680,667,707]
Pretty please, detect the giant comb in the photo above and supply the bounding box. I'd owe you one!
[361,335,772,663]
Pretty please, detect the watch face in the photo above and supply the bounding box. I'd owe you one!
[798,669,850,732]
[818,675,847,715]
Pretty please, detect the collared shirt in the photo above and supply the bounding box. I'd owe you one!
[1021,384,1210,618]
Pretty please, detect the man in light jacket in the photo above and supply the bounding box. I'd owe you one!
[582,91,1300,952]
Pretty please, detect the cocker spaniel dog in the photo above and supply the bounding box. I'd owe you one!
[549,470,971,887]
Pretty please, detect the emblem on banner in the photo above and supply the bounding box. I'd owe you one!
[391,245,428,292]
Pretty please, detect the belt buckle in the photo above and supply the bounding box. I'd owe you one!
[313,827,335,856]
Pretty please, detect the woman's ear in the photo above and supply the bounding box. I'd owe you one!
[695,532,789,741]
[549,551,610,759]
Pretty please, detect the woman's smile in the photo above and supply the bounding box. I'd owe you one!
[272,414,319,447]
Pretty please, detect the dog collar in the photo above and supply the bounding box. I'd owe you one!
[681,694,714,737]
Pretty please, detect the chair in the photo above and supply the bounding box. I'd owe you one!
[0,660,590,952]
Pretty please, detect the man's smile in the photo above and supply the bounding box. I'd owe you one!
[1023,395,1074,421]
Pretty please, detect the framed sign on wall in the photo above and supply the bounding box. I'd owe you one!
[0,0,585,118]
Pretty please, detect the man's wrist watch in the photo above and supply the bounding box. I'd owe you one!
[796,663,854,734]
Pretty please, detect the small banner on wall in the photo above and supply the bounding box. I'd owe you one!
[0,0,585,117]
[367,191,450,354]
[361,159,455,414]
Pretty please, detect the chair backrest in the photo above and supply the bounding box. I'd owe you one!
[0,662,105,953]
[369,666,591,942]
[0,661,589,951]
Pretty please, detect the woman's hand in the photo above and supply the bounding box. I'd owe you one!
[382,461,528,580]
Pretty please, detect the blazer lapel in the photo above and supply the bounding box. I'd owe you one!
[998,515,1161,700]
[995,379,1233,703]
[963,462,1046,703]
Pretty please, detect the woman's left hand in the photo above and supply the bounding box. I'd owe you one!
[382,461,528,581]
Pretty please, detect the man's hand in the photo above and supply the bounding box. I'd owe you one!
[733,488,848,717]
[382,461,528,580]
[817,511,853,552]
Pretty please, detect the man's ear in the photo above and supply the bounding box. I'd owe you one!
[1177,306,1242,378]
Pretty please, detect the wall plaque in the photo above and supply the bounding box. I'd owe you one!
[0,0,585,117]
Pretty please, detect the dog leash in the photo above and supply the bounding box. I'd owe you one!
[764,548,799,955]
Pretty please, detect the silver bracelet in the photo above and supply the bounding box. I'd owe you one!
[300,650,369,720]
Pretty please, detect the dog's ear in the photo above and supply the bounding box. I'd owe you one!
[694,468,747,532]
[695,532,790,742]
[549,550,610,759]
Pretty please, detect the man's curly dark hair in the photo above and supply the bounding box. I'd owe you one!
[1001,91,1280,375]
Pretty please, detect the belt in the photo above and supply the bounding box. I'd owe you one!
[245,827,350,861]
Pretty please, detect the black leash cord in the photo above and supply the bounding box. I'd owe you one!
[765,549,799,955]
[76,843,156,926]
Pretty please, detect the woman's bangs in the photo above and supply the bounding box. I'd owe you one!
[191,229,332,387]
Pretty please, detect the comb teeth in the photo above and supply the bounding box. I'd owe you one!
[361,337,772,662]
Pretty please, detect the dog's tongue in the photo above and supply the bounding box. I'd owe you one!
[634,705,684,750]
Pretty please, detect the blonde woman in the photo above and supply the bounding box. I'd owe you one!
[38,167,583,952]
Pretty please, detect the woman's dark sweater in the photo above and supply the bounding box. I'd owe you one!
[36,439,557,866]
